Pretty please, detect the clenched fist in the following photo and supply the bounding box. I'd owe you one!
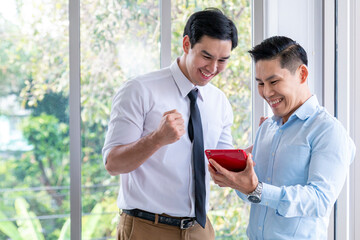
[154,109,185,146]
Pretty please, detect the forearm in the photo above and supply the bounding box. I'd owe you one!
[105,131,163,175]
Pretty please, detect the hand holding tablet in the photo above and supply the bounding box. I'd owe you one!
[205,149,248,172]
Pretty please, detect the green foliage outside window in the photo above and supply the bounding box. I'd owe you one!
[0,0,251,239]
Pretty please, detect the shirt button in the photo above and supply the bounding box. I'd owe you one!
[258,226,262,231]
[279,129,282,133]
[272,152,275,156]
[267,177,271,181]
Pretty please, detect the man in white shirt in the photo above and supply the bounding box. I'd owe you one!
[102,8,239,240]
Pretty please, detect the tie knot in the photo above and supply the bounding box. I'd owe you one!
[188,89,198,102]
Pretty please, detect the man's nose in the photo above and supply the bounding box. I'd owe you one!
[207,60,218,73]
[263,85,274,98]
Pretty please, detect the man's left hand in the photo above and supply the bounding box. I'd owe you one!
[208,153,259,194]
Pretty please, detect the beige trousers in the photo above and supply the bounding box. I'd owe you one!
[117,212,215,240]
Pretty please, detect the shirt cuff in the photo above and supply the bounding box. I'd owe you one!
[260,182,282,209]
[235,189,248,202]
[102,148,111,165]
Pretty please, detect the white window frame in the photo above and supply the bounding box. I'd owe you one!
[69,0,81,239]
[69,0,257,238]
[69,0,359,239]
[338,0,360,239]
[350,1,360,239]
[324,0,359,239]
[255,0,359,239]
[332,0,351,238]
[252,0,267,135]
[160,0,171,68]
[323,0,336,238]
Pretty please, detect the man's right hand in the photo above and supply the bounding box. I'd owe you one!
[154,109,185,146]
[259,116,268,126]
[106,109,185,175]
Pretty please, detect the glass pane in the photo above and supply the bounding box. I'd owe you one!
[80,0,160,239]
[172,1,252,238]
[0,0,70,239]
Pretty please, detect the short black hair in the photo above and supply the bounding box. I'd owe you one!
[183,8,238,50]
[248,36,308,73]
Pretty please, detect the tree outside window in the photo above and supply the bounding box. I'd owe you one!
[0,1,251,239]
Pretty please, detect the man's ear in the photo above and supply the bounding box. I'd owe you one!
[298,64,309,84]
[183,35,191,54]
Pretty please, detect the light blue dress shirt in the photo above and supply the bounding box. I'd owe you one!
[237,95,356,240]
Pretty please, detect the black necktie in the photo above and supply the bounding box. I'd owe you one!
[188,89,206,228]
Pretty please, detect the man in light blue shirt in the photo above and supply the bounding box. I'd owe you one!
[209,36,356,239]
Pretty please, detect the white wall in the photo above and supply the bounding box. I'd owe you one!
[263,0,323,105]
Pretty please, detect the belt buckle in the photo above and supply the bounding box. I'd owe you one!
[180,218,195,229]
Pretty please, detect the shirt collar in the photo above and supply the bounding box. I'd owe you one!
[293,95,319,120]
[170,58,204,102]
[271,95,319,124]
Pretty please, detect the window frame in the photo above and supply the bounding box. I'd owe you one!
[254,0,359,239]
[324,0,359,239]
[69,0,81,238]
[68,1,256,238]
[68,0,359,239]
[335,0,360,239]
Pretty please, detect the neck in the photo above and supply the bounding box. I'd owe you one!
[178,55,188,78]
[282,93,313,124]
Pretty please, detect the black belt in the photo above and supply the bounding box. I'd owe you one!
[122,209,197,229]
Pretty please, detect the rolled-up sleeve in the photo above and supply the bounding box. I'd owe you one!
[102,80,146,165]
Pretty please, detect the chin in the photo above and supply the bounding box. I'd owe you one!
[194,78,210,86]
[199,81,209,86]
[201,81,211,86]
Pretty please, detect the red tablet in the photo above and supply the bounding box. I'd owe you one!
[205,149,247,172]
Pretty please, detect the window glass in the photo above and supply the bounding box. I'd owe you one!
[172,1,252,238]
[0,0,70,239]
[80,0,160,238]
[0,1,251,239]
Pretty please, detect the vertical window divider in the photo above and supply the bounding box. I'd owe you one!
[323,0,336,238]
[160,0,171,68]
[69,0,82,239]
[349,0,359,239]
[335,0,351,239]
[252,0,266,140]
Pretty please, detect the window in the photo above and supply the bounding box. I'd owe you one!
[170,1,252,237]
[259,1,360,239]
[80,0,161,238]
[3,0,359,239]
[0,0,70,239]
[1,0,252,239]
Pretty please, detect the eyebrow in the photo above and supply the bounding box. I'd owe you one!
[255,75,279,82]
[201,50,230,60]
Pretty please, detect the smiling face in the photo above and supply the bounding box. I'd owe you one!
[179,35,232,86]
[255,58,311,123]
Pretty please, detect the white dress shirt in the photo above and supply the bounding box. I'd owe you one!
[102,59,233,217]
